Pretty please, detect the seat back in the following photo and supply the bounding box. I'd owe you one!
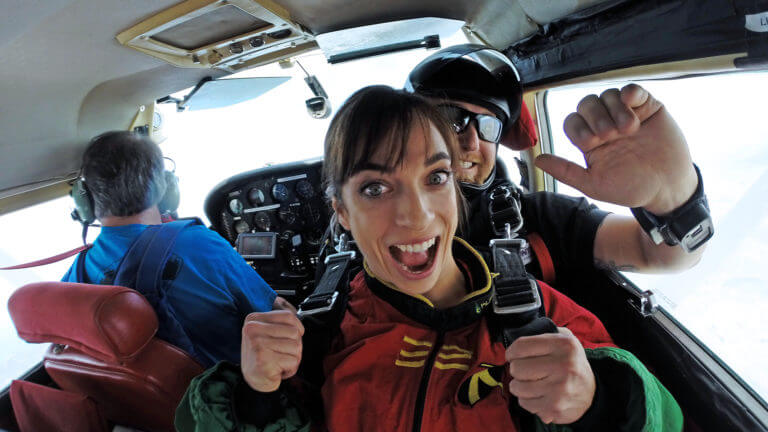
[8,282,204,432]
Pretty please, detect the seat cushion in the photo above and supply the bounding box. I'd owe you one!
[45,339,204,432]
[10,380,108,432]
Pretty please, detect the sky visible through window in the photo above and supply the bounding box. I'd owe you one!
[545,72,768,401]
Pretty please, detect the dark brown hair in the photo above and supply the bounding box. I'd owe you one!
[322,85,466,225]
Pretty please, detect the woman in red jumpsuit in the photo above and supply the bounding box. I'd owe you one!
[176,86,682,432]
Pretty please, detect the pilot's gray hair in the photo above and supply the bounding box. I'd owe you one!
[81,131,167,218]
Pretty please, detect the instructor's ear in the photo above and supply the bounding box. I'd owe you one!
[331,198,350,231]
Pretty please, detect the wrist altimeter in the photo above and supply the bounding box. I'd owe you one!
[631,164,713,253]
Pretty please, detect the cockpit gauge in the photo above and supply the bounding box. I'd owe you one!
[296,180,315,199]
[248,187,266,206]
[234,220,250,234]
[278,207,296,224]
[254,212,271,231]
[271,183,289,202]
[228,198,244,215]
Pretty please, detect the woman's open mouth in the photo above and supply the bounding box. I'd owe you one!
[389,236,440,277]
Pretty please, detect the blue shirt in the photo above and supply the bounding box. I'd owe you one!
[62,224,276,367]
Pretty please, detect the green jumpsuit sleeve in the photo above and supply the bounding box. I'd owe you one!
[533,347,683,432]
[175,361,312,432]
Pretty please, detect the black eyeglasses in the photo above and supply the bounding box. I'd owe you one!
[437,105,503,144]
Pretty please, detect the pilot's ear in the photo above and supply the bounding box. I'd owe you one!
[331,198,351,231]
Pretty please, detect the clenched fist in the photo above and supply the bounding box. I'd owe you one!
[241,307,304,392]
[506,327,595,425]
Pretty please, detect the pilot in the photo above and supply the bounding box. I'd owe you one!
[61,131,277,367]
[176,86,682,432]
[405,44,711,287]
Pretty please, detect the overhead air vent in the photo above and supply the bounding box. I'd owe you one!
[116,0,317,72]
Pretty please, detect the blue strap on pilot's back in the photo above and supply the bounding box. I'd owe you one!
[74,219,204,363]
[75,246,91,284]
[113,219,203,362]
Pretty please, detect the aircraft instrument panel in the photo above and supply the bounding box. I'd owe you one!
[204,159,330,299]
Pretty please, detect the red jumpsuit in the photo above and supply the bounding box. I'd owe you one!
[321,238,615,432]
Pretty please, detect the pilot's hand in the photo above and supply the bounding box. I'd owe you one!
[506,327,595,425]
[241,309,304,392]
[535,84,698,215]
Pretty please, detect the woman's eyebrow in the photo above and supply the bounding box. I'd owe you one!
[351,162,393,175]
[351,152,449,176]
[425,152,450,166]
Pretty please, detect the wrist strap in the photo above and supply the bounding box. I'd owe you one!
[631,164,713,251]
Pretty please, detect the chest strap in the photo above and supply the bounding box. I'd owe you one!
[489,236,557,347]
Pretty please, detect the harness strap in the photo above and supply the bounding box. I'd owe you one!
[134,220,200,298]
[76,247,90,283]
[489,238,557,348]
[0,244,92,270]
[298,251,355,317]
[525,232,555,285]
[490,239,541,315]
[112,219,203,362]
[112,227,162,288]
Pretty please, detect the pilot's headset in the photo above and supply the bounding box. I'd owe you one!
[71,144,181,226]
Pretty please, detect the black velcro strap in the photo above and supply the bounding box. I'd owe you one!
[496,287,536,307]
[493,245,526,279]
[502,316,558,347]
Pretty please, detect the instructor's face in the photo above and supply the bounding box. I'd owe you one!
[448,100,498,185]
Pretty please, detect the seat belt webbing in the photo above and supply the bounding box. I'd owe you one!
[0,244,92,270]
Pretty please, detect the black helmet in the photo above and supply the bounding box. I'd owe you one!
[405,44,522,132]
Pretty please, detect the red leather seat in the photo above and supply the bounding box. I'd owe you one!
[8,282,205,432]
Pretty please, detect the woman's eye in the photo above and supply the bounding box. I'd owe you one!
[362,183,386,197]
[428,171,450,185]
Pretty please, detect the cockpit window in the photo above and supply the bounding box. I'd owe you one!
[0,197,92,388]
[541,71,768,402]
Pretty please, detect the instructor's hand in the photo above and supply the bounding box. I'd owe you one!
[506,327,595,424]
[241,309,304,392]
[535,84,698,215]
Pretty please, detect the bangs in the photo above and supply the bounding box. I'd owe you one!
[346,108,435,179]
